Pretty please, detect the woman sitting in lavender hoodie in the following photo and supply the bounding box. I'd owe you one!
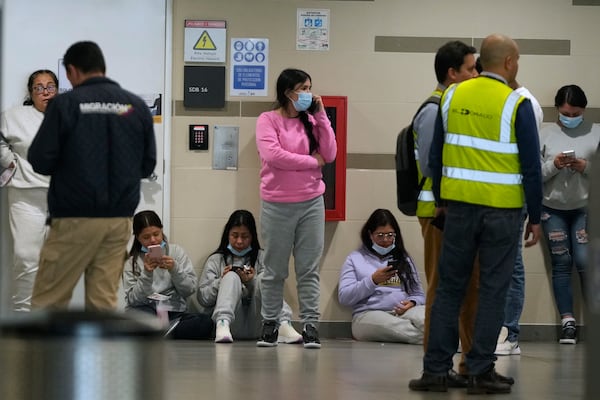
[338,208,425,344]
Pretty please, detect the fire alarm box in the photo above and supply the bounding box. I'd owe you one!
[189,124,209,150]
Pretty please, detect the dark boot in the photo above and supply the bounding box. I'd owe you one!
[495,370,515,385]
[447,369,468,388]
[409,372,448,392]
[467,368,511,394]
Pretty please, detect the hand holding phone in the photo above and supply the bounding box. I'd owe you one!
[307,95,323,113]
[387,259,400,272]
[562,150,576,160]
[147,244,164,261]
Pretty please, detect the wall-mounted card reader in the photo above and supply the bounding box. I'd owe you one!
[189,124,209,150]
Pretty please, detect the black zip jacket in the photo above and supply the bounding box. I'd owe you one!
[28,77,156,218]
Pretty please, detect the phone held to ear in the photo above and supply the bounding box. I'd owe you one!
[307,99,318,114]
[147,244,164,260]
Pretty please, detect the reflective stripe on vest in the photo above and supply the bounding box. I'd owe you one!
[417,190,435,202]
[444,133,518,154]
[442,166,522,185]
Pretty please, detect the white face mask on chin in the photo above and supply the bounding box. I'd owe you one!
[372,242,395,256]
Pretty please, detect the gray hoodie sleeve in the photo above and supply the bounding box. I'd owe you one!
[123,255,155,307]
[197,253,225,308]
[168,244,197,299]
[414,103,440,178]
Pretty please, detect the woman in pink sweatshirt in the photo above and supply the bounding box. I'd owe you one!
[255,68,336,349]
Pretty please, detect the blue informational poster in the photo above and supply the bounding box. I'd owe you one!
[229,38,269,96]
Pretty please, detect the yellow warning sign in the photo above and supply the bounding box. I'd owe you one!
[194,31,217,50]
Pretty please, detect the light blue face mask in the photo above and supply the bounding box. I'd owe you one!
[292,92,313,112]
[141,240,167,253]
[559,113,583,129]
[372,242,395,256]
[227,244,252,257]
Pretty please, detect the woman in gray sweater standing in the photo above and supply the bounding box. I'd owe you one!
[540,84,600,345]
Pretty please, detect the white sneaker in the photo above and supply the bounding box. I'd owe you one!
[215,319,233,343]
[495,340,521,356]
[277,321,303,344]
[497,326,509,344]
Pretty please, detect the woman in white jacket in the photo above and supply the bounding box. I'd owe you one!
[123,210,213,339]
[0,69,57,312]
[197,209,302,344]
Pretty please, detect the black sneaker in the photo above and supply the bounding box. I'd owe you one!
[257,321,278,347]
[302,323,321,349]
[559,320,577,344]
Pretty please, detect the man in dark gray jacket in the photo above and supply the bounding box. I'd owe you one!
[28,41,156,311]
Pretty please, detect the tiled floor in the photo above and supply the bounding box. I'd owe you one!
[164,340,585,400]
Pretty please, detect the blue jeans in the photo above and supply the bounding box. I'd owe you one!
[423,202,521,375]
[541,205,587,317]
[503,206,527,342]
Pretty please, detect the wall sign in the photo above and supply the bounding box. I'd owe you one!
[184,20,227,62]
[296,9,330,51]
[184,66,225,108]
[230,38,269,97]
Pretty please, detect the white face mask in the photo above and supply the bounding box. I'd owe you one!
[559,113,583,129]
[141,240,166,253]
[227,244,252,257]
[291,92,313,112]
[372,242,395,256]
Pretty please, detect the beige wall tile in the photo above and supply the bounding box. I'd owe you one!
[521,274,559,325]
[171,217,226,276]
[171,168,261,218]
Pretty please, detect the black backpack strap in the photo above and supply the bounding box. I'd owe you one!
[413,95,440,192]
[412,94,441,123]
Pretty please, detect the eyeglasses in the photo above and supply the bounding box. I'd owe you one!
[373,232,396,239]
[229,233,251,241]
[32,84,57,94]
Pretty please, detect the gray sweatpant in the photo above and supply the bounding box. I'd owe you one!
[260,196,324,326]
[351,306,425,344]
[212,271,293,339]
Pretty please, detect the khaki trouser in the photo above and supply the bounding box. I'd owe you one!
[32,217,132,311]
[419,217,479,375]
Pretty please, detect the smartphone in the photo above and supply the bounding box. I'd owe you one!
[562,150,576,160]
[147,244,164,260]
[387,259,400,271]
[307,99,318,114]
